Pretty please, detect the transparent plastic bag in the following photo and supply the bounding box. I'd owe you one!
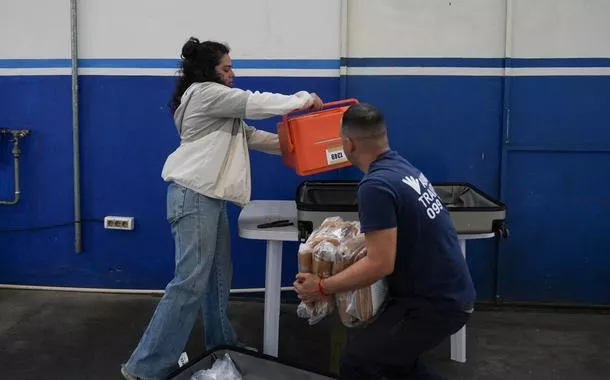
[191,353,242,380]
[296,240,336,325]
[335,229,387,327]
[304,217,360,248]
[295,218,346,325]
[296,297,334,326]
[343,278,387,326]
[298,243,313,273]
[312,241,336,278]
[296,216,386,327]
[338,233,366,266]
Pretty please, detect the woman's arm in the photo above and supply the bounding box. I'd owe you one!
[244,124,281,155]
[245,90,321,119]
[193,83,322,119]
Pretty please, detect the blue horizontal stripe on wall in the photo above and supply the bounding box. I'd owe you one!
[508,58,610,68]
[2,58,610,69]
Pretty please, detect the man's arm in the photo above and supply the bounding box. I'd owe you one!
[294,180,398,302]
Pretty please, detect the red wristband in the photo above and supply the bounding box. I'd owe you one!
[318,278,328,296]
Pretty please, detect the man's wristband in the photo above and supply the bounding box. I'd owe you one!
[318,278,329,296]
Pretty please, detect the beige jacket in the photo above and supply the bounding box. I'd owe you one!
[161,81,314,206]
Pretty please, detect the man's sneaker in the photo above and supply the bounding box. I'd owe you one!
[120,365,141,380]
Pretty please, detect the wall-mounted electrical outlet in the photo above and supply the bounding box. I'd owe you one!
[104,216,135,230]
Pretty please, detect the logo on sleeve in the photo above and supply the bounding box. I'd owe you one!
[402,176,421,195]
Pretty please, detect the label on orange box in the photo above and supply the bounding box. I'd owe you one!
[326,146,348,165]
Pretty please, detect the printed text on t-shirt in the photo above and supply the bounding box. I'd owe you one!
[402,173,444,220]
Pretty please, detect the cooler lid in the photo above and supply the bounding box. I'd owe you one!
[295,180,359,212]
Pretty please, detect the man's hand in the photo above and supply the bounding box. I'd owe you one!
[294,273,325,303]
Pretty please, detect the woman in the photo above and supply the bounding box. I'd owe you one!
[121,37,323,380]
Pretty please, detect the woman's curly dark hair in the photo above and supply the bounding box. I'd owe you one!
[169,37,230,114]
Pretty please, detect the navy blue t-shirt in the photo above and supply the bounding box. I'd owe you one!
[358,150,476,310]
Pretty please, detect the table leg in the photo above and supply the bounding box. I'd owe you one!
[450,238,467,363]
[263,240,283,357]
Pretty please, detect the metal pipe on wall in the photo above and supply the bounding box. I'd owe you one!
[339,0,349,99]
[495,0,514,304]
[0,130,30,205]
[70,0,82,253]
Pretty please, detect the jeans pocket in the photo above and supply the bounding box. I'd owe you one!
[167,183,188,224]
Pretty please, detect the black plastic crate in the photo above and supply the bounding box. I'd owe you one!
[295,180,507,238]
[168,345,338,380]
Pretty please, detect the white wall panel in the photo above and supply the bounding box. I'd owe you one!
[512,0,610,58]
[3,0,610,72]
[1,0,71,58]
[346,0,507,58]
[77,0,340,59]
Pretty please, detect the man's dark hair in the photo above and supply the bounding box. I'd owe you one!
[341,103,387,140]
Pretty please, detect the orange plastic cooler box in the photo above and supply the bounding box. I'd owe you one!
[277,98,359,176]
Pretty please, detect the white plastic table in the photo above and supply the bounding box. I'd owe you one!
[238,200,495,362]
[238,200,299,357]
[451,232,495,363]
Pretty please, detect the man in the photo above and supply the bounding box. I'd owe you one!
[294,103,475,379]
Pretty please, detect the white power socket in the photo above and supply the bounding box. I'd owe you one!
[104,216,135,230]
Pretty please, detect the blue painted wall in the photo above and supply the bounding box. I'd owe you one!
[2,63,610,306]
[0,74,339,291]
[343,75,504,301]
[498,76,610,305]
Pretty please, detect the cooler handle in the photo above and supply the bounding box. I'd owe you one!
[283,98,360,121]
[320,98,360,109]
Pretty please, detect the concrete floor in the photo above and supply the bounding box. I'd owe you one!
[1,289,609,379]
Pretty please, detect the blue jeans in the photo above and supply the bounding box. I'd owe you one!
[124,182,238,379]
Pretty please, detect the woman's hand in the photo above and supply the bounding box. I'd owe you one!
[308,93,324,111]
